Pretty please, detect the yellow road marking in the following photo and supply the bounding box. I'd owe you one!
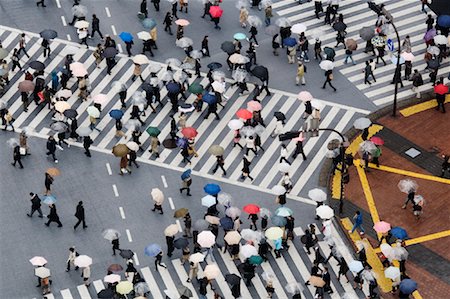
[405,230,450,246]
[413,290,423,299]
[368,163,450,184]
[331,168,342,200]
[400,98,450,117]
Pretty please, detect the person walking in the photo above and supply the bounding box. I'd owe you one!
[45,204,63,227]
[36,0,47,7]
[376,45,386,66]
[249,26,259,45]
[11,145,24,169]
[204,102,220,120]
[245,135,257,156]
[82,136,93,157]
[78,27,89,48]
[364,61,375,85]
[82,266,91,287]
[154,251,167,271]
[17,33,30,58]
[125,40,134,57]
[112,234,121,255]
[201,35,210,57]
[391,65,404,88]
[411,69,423,98]
[11,48,22,72]
[186,261,198,283]
[163,12,173,35]
[248,213,258,230]
[27,193,43,218]
[279,143,291,164]
[295,61,307,85]
[140,0,148,17]
[239,6,249,28]
[148,136,160,158]
[66,247,79,272]
[119,156,131,175]
[151,199,164,214]
[74,201,87,230]
[152,0,160,11]
[240,155,254,181]
[44,172,54,195]
[212,155,226,176]
[322,70,336,91]
[349,211,364,235]
[292,138,307,160]
[166,235,175,257]
[183,213,192,237]
[337,257,350,282]
[180,172,192,196]
[46,136,58,163]
[131,63,144,82]
[440,155,450,178]
[90,14,103,39]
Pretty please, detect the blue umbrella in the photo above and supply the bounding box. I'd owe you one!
[391,226,408,240]
[177,137,188,148]
[271,215,287,227]
[220,217,234,230]
[144,243,162,257]
[204,183,221,195]
[119,32,133,43]
[437,15,450,28]
[202,93,217,105]
[109,109,124,120]
[142,18,157,30]
[233,32,246,40]
[166,82,180,94]
[42,195,57,205]
[283,37,297,47]
[399,279,417,295]
[181,169,192,180]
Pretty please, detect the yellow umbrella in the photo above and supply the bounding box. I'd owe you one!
[164,224,179,237]
[116,281,133,295]
[265,227,283,240]
[46,167,61,176]
[151,188,164,204]
[224,231,241,245]
[174,208,189,218]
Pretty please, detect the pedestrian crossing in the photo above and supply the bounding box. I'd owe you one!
[271,0,450,106]
[32,223,369,299]
[0,25,367,200]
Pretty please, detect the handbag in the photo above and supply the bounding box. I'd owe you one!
[329,73,334,80]
[19,147,26,155]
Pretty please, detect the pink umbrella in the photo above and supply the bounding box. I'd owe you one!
[400,52,415,61]
[247,100,262,111]
[175,19,190,26]
[373,221,391,233]
[69,62,87,77]
[370,136,384,146]
[93,94,108,105]
[297,91,313,102]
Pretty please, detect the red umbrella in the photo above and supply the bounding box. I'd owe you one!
[236,109,253,120]
[434,84,449,95]
[209,6,223,18]
[370,136,384,146]
[243,204,260,214]
[181,127,198,138]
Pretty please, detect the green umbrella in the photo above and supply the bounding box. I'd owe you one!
[146,126,161,137]
[249,255,264,265]
[188,83,204,94]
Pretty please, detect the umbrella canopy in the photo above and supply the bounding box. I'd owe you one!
[197,230,216,248]
[205,215,220,225]
[243,204,260,214]
[6,138,18,148]
[384,266,400,280]
[275,207,293,217]
[134,282,150,295]
[274,111,286,121]
[309,276,326,287]
[72,4,88,17]
[380,243,393,259]
[400,52,415,61]
[29,61,45,71]
[248,15,263,27]
[104,274,121,284]
[92,93,108,105]
[74,20,89,29]
[126,141,139,152]
[228,119,244,130]
[137,31,151,40]
[175,18,190,26]
[142,18,157,29]
[345,38,357,51]
[224,231,241,245]
[189,252,205,263]
[177,285,193,298]
[373,221,391,233]
[190,49,203,59]
[181,169,191,180]
[261,271,276,282]
[370,136,384,146]
[56,89,72,98]
[271,215,287,227]
[225,206,241,219]
[35,267,51,278]
[316,205,334,219]
[46,167,61,177]
[107,265,123,275]
[42,195,57,205]
[283,37,297,47]
[50,121,68,133]
[133,54,150,65]
[291,23,307,34]
[297,91,313,102]
[76,126,92,137]
[166,82,181,94]
[391,246,409,261]
[207,62,222,70]
[204,183,221,195]
[119,32,133,43]
[112,144,129,157]
[18,80,35,93]
[109,109,124,120]
[146,126,161,137]
[437,14,450,27]
[371,36,385,47]
[70,62,87,77]
[241,229,263,242]
[400,279,417,295]
[236,109,253,120]
[151,188,164,204]
[202,93,217,105]
[247,100,262,112]
[209,6,223,18]
[323,46,335,59]
[174,237,189,249]
[0,48,9,60]
[353,117,371,130]
[181,127,198,138]
[272,185,286,196]
[86,105,100,118]
[233,32,247,40]
[211,81,225,93]
[116,281,133,295]
[251,65,269,80]
[208,145,224,156]
[174,208,189,218]
[233,68,248,82]
[225,273,241,286]
[434,34,448,45]
[29,256,48,267]
[434,84,449,95]
[176,37,194,48]
[333,21,347,32]
[119,249,134,259]
[348,260,364,273]
[391,227,408,240]
[424,28,436,42]
[63,109,78,119]
[74,255,92,268]
[308,188,327,202]
[359,26,375,41]
[188,83,204,94]
[275,17,292,27]
[177,137,188,148]
[97,288,114,298]
[240,244,258,258]
[240,126,255,137]
[144,243,162,256]
[391,55,405,65]
[220,217,234,230]
[278,162,291,173]
[201,195,217,207]
[319,60,335,71]
[265,227,283,240]
[221,41,236,54]
[103,46,118,58]
[359,140,377,154]
[194,219,209,231]
[285,282,303,294]
[249,255,264,265]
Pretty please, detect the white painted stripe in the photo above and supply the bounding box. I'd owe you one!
[260,260,289,299]
[171,259,199,299]
[112,184,119,197]
[43,293,55,299]
[176,219,182,232]
[77,284,92,299]
[60,288,74,299]
[106,163,112,175]
[126,229,133,242]
[217,250,254,299]
[105,7,111,18]
[0,31,20,52]
[55,0,61,8]
[111,25,117,36]
[161,175,168,188]
[133,252,140,266]
[168,197,175,210]
[66,34,71,41]
[61,16,67,27]
[141,266,164,299]
[92,279,105,293]
[158,262,179,297]
[117,43,123,53]
[119,207,125,219]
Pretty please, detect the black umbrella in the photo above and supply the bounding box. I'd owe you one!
[173,237,189,249]
[40,29,58,40]
[427,59,440,70]
[166,82,181,94]
[225,273,241,286]
[221,41,235,55]
[251,65,269,81]
[274,111,286,121]
[97,288,114,299]
[324,47,336,59]
[63,109,78,119]
[141,82,152,92]
[368,1,382,15]
[29,61,45,71]
[103,47,118,58]
[163,138,177,149]
[207,62,223,70]
[333,22,347,32]
[50,121,69,133]
[119,249,134,259]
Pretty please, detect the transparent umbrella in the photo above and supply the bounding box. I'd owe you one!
[397,179,418,193]
[71,5,88,17]
[247,15,263,27]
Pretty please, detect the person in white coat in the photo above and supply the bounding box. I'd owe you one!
[245,135,258,156]
[66,247,79,272]
[82,266,91,286]
[279,144,291,164]
[271,119,284,138]
[281,172,292,193]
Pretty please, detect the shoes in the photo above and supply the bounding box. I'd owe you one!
[58,224,63,227]
[27,214,32,217]
[38,215,43,218]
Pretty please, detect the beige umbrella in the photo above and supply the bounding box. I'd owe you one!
[229,53,250,64]
[112,144,129,157]
[133,54,150,65]
[74,20,89,29]
[35,267,51,278]
[126,141,139,152]
[224,231,241,245]
[46,167,61,176]
[74,255,92,268]
[164,224,179,237]
[54,101,71,113]
[116,281,134,295]
[208,145,225,156]
[205,215,220,225]
[189,252,205,263]
[93,93,108,105]
[308,276,325,287]
[345,38,357,51]
[197,230,216,248]
[151,188,164,204]
[265,227,283,240]
[204,264,220,280]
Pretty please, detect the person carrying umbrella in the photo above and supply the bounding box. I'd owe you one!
[180,171,192,196]
[322,70,336,91]
[66,247,79,272]
[151,198,164,214]
[119,155,131,175]
[212,155,226,176]
[77,27,89,48]
[140,0,148,17]
[111,233,121,255]
[240,155,254,181]
[183,213,192,237]
[155,251,167,271]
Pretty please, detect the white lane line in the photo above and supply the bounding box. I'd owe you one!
[119,207,126,219]
[93,280,105,293]
[168,197,175,210]
[106,163,112,175]
[66,34,71,41]
[111,25,117,36]
[176,219,182,232]
[141,267,163,298]
[112,184,119,197]
[105,7,111,17]
[77,285,92,299]
[161,175,168,188]
[60,289,74,299]
[55,0,61,8]
[126,229,133,242]
[133,252,140,265]
[117,43,123,53]
[61,16,67,27]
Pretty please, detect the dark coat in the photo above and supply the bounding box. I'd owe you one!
[46,139,57,152]
[75,203,85,220]
[48,206,60,221]
[31,194,41,209]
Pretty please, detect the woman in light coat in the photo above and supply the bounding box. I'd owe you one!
[131,63,144,82]
[149,136,160,158]
[178,112,187,129]
[239,7,249,28]
[82,266,91,286]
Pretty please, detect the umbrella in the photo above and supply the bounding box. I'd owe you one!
[109,109,124,120]
[228,120,244,131]
[56,89,72,98]
[239,244,257,257]
[188,83,204,94]
[126,141,139,152]
[291,23,307,34]
[359,140,377,154]
[277,162,290,173]
[209,145,224,156]
[151,188,164,204]
[63,109,77,119]
[74,20,89,29]
[225,206,241,219]
[194,219,209,231]
[204,183,221,195]
[181,169,191,180]
[29,256,48,267]
[212,81,225,93]
[175,18,190,26]
[181,127,198,138]
[333,22,347,32]
[272,185,286,196]
[50,121,68,133]
[240,229,262,242]
[424,28,436,42]
[201,195,217,207]
[438,15,450,27]
[104,274,121,284]
[427,58,440,69]
[324,46,335,59]
[327,139,340,151]
[166,82,181,94]
[209,6,223,18]
[261,271,276,282]
[345,39,357,51]
[70,62,88,77]
[144,243,162,256]
[177,285,193,298]
[92,94,108,105]
[220,217,234,231]
[384,267,401,280]
[107,265,123,275]
[221,41,236,54]
[233,68,248,82]
[163,138,177,149]
[71,4,88,17]
[275,207,293,217]
[236,109,253,120]
[174,208,189,218]
[119,249,134,259]
[359,26,375,41]
[176,37,194,48]
[399,52,414,62]
[97,289,114,298]
[197,231,216,248]
[212,70,225,81]
[391,246,409,261]
[285,282,303,294]
[249,255,264,265]
[0,48,9,60]
[35,267,51,278]
[371,36,385,47]
[103,47,118,58]
[348,260,363,273]
[177,138,188,148]
[142,18,157,30]
[316,205,334,219]
[74,255,92,268]
[224,231,241,244]
[119,32,133,43]
[434,84,449,95]
[373,221,391,234]
[42,195,57,205]
[190,50,203,59]
[309,276,326,287]
[400,279,417,295]
[380,243,393,258]
[251,65,269,80]
[135,282,150,295]
[434,35,448,45]
[233,32,247,40]
[297,91,313,102]
[247,101,262,112]
[353,117,371,130]
[391,55,405,65]
[248,15,263,27]
[308,188,327,202]
[283,37,297,47]
[413,195,425,205]
[174,238,189,249]
[189,252,205,263]
[271,215,287,227]
[243,204,260,214]
[204,264,220,280]
[46,167,61,176]
[112,144,129,157]
[133,54,150,65]
[207,62,222,70]
[116,281,133,295]
[146,126,161,137]
[265,24,279,36]
[18,80,34,93]
[225,273,241,286]
[391,227,408,240]
[319,60,335,71]
[370,136,384,146]
[274,111,286,121]
[29,61,45,71]
[205,215,220,225]
[275,17,292,27]
[240,126,255,137]
[76,126,92,137]
[202,93,217,105]
[265,227,283,240]
[137,31,151,40]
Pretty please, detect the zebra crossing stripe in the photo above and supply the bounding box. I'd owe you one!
[171,259,199,299]
[92,279,104,293]
[141,266,164,299]
[217,250,254,298]
[76,284,92,299]
[60,288,74,299]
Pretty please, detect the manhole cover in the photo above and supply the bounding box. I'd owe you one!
[405,148,421,158]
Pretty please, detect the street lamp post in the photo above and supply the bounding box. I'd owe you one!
[389,21,401,117]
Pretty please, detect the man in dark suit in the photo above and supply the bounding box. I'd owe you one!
[45,204,63,227]
[27,193,43,218]
[74,201,87,230]
[323,266,333,294]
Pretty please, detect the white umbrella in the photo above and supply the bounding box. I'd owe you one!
[427,45,440,55]
[241,229,263,242]
[291,23,307,34]
[104,274,121,283]
[164,224,179,237]
[240,244,258,258]
[229,53,250,64]
[384,266,401,280]
[397,179,418,193]
[137,31,151,40]
[316,205,334,219]
[319,60,335,71]
[6,138,19,148]
[261,271,276,282]
[211,81,225,93]
[232,68,248,82]
[176,37,194,48]
[353,117,371,130]
[71,5,88,17]
[35,267,51,278]
[359,140,377,154]
[272,185,286,195]
[126,141,139,152]
[260,208,272,217]
[225,206,241,219]
[102,229,121,241]
[212,70,225,81]
[197,231,216,248]
[151,188,164,204]
[70,62,88,77]
[202,195,217,207]
[391,246,409,261]
[86,106,100,118]
[254,124,265,135]
[297,91,313,102]
[240,126,256,136]
[111,81,127,93]
[228,119,244,130]
[380,243,393,259]
[204,264,220,279]
[189,252,205,263]
[247,15,263,27]
[413,195,424,204]
[93,93,108,105]
[133,54,150,65]
[74,20,89,29]
[76,126,92,137]
[401,52,415,61]
[217,192,233,206]
[348,260,363,273]
[308,188,327,202]
[311,99,325,111]
[56,89,72,98]
[278,162,291,173]
[275,17,292,27]
[434,35,448,45]
[74,255,92,268]
[29,256,48,267]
